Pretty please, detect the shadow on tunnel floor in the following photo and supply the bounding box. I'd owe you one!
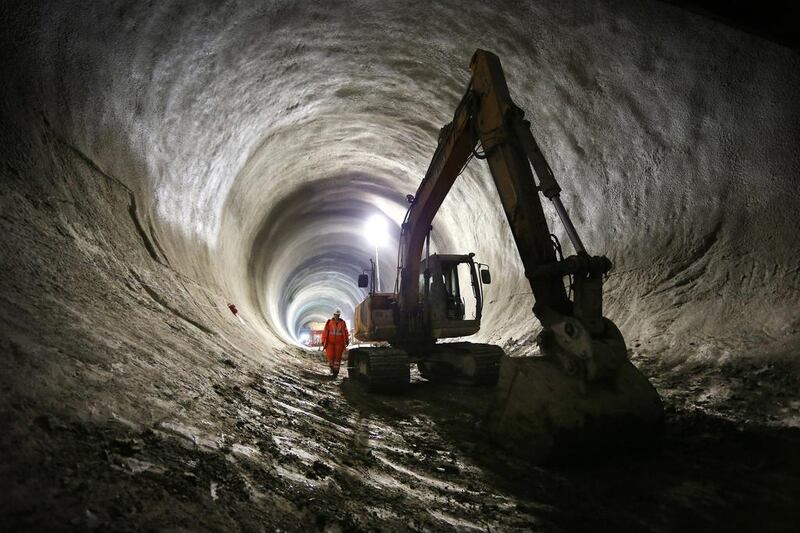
[339,370,800,532]
[299,369,339,382]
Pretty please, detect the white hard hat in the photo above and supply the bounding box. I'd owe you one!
[334,308,342,316]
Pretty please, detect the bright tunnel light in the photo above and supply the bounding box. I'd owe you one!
[364,214,390,247]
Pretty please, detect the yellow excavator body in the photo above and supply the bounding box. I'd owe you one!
[349,49,663,461]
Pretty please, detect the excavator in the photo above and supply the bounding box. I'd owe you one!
[349,50,662,460]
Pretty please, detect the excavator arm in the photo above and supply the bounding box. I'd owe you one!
[399,49,620,380]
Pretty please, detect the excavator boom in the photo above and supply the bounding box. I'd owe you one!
[400,51,571,320]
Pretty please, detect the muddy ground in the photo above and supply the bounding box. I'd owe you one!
[3,344,799,532]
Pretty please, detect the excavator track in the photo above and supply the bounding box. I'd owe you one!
[417,342,503,385]
[467,344,504,385]
[348,347,410,393]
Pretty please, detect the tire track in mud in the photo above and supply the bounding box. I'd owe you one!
[232,362,544,530]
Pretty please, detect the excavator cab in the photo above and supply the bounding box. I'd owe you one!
[354,253,488,342]
[421,254,484,338]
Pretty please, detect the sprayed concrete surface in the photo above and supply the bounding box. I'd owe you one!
[1,0,800,530]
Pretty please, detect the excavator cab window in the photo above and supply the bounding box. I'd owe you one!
[440,261,479,320]
[441,265,464,320]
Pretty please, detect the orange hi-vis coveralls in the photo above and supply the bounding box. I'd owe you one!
[322,318,349,373]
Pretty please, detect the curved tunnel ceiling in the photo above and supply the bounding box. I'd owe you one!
[5,0,799,357]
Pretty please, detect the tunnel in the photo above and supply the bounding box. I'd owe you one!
[1,0,799,530]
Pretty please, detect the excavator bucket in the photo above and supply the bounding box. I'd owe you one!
[485,353,664,463]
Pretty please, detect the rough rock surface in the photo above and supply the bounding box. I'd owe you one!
[1,0,799,530]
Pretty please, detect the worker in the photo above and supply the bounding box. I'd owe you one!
[321,308,349,377]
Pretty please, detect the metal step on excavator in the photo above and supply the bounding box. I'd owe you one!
[348,50,663,462]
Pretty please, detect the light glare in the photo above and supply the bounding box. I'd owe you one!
[364,214,389,247]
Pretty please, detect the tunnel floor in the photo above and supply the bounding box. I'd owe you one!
[4,345,799,532]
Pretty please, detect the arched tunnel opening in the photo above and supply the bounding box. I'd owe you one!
[247,175,405,345]
[1,1,799,530]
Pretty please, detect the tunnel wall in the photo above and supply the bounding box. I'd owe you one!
[1,0,799,411]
